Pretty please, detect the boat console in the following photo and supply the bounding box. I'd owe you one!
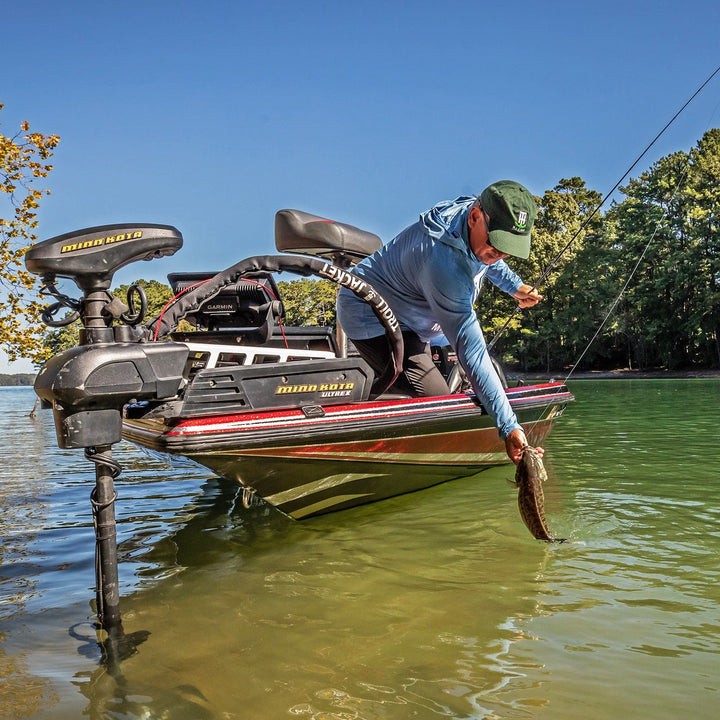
[167,270,284,341]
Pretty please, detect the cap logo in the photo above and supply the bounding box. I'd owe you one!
[515,211,528,230]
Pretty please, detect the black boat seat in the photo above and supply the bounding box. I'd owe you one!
[275,209,382,266]
[25,223,183,291]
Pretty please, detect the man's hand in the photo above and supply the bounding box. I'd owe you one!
[505,428,544,464]
[513,284,543,308]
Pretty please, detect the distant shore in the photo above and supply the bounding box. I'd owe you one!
[512,368,720,381]
[0,373,36,387]
[2,368,720,389]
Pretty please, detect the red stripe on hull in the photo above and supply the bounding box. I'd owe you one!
[234,425,503,463]
[164,388,573,439]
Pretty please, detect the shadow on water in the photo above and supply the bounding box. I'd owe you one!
[67,622,218,719]
[80,456,312,718]
[0,389,236,718]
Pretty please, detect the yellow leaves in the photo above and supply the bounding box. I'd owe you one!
[1,104,60,364]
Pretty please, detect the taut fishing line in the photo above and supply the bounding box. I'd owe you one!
[487,63,720,354]
[562,160,691,382]
[513,64,720,437]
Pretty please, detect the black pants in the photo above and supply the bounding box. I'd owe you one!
[351,331,451,397]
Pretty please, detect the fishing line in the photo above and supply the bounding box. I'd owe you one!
[562,68,720,383]
[487,63,720,353]
[520,67,720,436]
[562,160,691,382]
[520,160,692,441]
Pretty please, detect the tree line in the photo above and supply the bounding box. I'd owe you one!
[0,373,35,386]
[2,101,718,373]
[33,128,720,372]
[494,128,720,372]
[277,129,720,373]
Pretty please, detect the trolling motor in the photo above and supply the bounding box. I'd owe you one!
[25,223,189,628]
[25,218,405,629]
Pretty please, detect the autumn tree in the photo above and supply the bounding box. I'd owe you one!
[0,104,60,364]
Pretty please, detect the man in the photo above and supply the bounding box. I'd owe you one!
[336,180,542,464]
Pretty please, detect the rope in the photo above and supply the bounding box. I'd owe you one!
[85,447,122,478]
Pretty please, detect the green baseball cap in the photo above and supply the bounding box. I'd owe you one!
[479,180,537,259]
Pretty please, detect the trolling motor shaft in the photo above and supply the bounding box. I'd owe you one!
[88,445,121,626]
[25,223,189,628]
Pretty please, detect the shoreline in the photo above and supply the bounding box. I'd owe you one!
[512,368,720,381]
[2,368,720,389]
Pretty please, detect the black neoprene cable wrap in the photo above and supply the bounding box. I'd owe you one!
[142,254,405,395]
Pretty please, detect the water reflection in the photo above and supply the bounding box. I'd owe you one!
[68,622,218,720]
[470,381,720,718]
[0,388,218,719]
[0,389,62,718]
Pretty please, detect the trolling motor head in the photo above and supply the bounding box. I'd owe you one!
[25,223,183,293]
[26,223,189,449]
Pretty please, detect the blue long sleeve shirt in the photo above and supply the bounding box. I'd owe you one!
[336,196,524,439]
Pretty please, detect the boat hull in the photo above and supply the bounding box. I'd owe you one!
[123,383,573,518]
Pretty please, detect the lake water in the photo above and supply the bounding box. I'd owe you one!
[1,380,719,719]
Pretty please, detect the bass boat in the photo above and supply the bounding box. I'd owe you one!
[27,210,574,519]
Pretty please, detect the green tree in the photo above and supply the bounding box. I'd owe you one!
[0,104,60,364]
[44,279,174,354]
[483,178,603,372]
[684,128,720,365]
[609,129,720,369]
[482,130,720,374]
[277,278,337,326]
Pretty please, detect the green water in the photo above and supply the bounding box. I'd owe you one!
[1,380,719,719]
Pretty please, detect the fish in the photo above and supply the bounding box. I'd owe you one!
[513,445,564,542]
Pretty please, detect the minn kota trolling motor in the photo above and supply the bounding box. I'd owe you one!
[25,223,190,629]
[26,219,406,631]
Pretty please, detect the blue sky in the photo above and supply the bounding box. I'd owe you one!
[2,0,719,371]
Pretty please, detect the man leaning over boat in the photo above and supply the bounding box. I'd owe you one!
[336,180,543,464]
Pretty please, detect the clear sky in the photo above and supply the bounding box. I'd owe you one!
[2,0,719,372]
